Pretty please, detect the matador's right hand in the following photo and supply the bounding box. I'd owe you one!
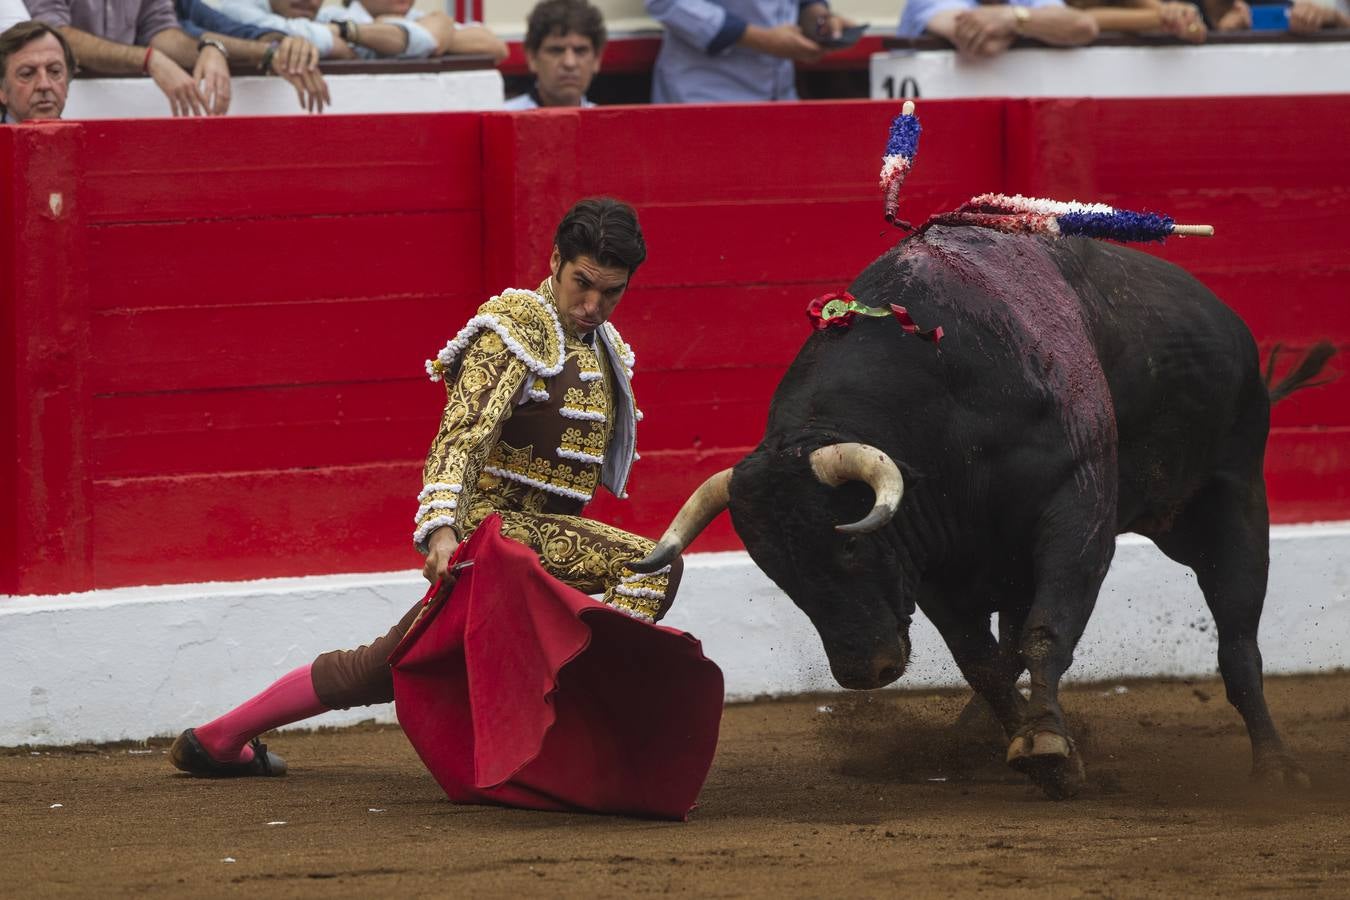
[422,526,461,584]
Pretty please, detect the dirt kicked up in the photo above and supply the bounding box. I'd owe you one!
[4,672,1349,898]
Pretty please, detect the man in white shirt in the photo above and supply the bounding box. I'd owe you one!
[318,0,506,60]
[899,0,1097,57]
[505,0,603,109]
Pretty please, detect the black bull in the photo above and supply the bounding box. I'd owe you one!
[633,224,1335,799]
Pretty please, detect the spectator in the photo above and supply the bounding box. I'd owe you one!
[1067,0,1207,40]
[1198,0,1249,26]
[175,0,272,39]
[1204,0,1347,30]
[0,20,73,121]
[646,0,858,103]
[318,0,507,60]
[1288,0,1349,30]
[27,0,230,114]
[899,0,1098,56]
[506,0,603,109]
[189,0,499,60]
[25,0,328,115]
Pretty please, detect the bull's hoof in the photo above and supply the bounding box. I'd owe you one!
[1006,731,1085,800]
[1251,754,1312,791]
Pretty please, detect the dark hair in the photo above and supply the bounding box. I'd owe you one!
[524,0,606,54]
[554,197,646,276]
[0,21,76,85]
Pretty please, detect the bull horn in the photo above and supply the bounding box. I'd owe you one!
[809,443,903,534]
[627,468,733,573]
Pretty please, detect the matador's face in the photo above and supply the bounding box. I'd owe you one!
[549,249,629,337]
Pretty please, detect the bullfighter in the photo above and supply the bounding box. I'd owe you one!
[170,196,682,777]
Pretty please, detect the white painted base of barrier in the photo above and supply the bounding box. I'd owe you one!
[3,522,1347,746]
[870,42,1350,100]
[63,69,505,120]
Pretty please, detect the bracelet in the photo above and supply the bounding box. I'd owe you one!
[141,45,153,75]
[259,39,279,74]
[335,19,352,42]
[349,20,360,45]
[197,38,228,60]
[1011,5,1031,32]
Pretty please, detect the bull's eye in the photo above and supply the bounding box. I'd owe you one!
[840,536,858,559]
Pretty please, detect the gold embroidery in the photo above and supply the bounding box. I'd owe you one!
[574,343,603,381]
[485,441,600,499]
[416,331,530,546]
[458,485,670,621]
[558,426,607,458]
[562,379,609,418]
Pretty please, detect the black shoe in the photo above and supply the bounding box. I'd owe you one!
[170,728,288,777]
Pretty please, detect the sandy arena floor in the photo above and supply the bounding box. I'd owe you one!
[4,672,1349,898]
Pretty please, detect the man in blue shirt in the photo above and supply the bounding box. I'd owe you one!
[898,0,1096,56]
[646,0,856,103]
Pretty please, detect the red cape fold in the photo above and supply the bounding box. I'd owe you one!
[389,514,725,820]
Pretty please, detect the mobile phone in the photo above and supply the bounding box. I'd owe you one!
[816,23,867,49]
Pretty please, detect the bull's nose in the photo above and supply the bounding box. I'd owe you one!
[833,653,908,690]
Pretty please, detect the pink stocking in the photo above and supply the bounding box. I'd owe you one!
[193,664,329,764]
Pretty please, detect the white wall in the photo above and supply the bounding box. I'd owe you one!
[63,70,504,120]
[871,42,1350,100]
[3,522,1347,746]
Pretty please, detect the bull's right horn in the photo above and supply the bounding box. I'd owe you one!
[627,468,733,573]
[809,443,904,534]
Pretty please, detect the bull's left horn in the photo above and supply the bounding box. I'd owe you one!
[809,443,904,534]
[627,468,733,573]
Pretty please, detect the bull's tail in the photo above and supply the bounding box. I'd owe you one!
[1264,341,1338,403]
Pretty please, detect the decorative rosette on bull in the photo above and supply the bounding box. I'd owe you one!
[806,291,943,343]
[925,193,1215,242]
[880,100,920,226]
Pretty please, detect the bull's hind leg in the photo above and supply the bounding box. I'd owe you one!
[1149,473,1310,789]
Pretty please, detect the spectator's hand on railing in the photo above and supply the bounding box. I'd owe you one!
[1214,0,1252,30]
[952,8,1017,57]
[740,24,826,62]
[147,49,210,117]
[1289,0,1349,33]
[193,43,232,116]
[1158,2,1207,42]
[270,36,331,113]
[325,24,361,59]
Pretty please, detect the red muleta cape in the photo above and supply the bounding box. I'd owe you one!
[389,514,725,820]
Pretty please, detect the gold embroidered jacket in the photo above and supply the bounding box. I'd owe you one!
[413,281,641,551]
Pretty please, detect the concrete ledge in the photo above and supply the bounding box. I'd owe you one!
[63,69,505,120]
[4,522,1347,746]
[869,42,1350,99]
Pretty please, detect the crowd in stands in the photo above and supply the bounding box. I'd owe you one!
[899,0,1348,53]
[0,0,1346,121]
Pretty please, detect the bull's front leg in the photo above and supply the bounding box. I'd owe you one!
[918,596,1028,757]
[1006,502,1116,799]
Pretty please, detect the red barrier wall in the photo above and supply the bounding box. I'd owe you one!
[3,97,1347,595]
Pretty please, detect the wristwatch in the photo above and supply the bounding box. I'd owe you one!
[335,20,358,44]
[197,38,228,59]
[1011,6,1031,32]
